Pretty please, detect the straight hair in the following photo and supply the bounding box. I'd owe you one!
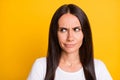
[45,4,96,80]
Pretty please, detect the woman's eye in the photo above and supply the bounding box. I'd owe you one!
[60,28,67,32]
[74,27,81,32]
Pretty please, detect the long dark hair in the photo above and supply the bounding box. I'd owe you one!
[45,4,96,80]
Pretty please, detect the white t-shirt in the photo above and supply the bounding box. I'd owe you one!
[27,57,112,80]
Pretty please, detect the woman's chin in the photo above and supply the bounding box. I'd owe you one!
[63,49,78,54]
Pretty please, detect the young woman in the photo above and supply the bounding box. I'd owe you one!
[27,4,112,80]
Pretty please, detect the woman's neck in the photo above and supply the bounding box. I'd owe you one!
[59,51,82,72]
[60,51,80,65]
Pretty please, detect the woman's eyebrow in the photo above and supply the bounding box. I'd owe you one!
[58,26,81,29]
[58,27,68,29]
[72,26,82,29]
[58,27,68,31]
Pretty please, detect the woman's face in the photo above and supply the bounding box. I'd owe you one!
[57,13,84,54]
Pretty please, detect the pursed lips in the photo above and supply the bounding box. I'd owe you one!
[64,43,76,48]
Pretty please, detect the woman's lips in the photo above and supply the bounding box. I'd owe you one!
[64,44,75,48]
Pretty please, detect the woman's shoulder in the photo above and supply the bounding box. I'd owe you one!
[30,57,47,70]
[94,59,107,70]
[27,57,47,80]
[94,59,112,80]
[94,59,104,65]
[33,57,47,67]
[35,57,46,63]
[94,59,108,69]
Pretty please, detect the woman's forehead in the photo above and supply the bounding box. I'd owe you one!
[58,13,81,28]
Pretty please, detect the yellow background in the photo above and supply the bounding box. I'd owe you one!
[0,0,120,80]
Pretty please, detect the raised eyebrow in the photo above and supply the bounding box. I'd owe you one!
[72,26,82,29]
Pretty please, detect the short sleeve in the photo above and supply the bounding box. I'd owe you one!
[95,60,113,80]
[27,58,46,80]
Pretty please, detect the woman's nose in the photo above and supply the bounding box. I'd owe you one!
[67,30,74,41]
